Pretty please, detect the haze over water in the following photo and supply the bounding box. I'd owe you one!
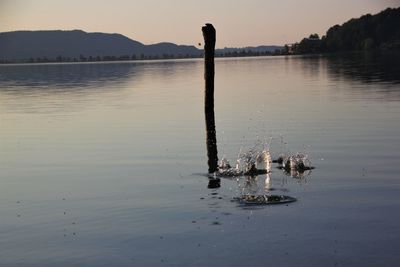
[1,53,400,266]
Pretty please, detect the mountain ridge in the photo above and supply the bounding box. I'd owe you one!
[0,30,282,63]
[0,30,201,62]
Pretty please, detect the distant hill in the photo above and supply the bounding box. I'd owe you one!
[288,7,400,54]
[0,30,284,63]
[0,30,202,62]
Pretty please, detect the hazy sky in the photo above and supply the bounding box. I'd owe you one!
[0,0,399,48]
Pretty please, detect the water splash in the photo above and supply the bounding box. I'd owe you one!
[281,153,313,171]
[222,134,274,172]
[218,148,272,177]
[213,136,316,205]
[278,152,315,179]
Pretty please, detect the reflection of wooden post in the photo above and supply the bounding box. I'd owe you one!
[202,23,218,174]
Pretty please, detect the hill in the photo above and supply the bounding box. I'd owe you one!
[288,7,400,54]
[0,30,202,63]
[324,7,400,51]
[0,30,284,63]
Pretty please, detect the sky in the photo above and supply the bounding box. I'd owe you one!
[0,0,399,48]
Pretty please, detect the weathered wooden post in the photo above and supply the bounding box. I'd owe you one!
[202,23,219,176]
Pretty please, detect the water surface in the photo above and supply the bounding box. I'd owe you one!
[1,53,400,266]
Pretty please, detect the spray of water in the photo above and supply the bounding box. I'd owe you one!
[217,135,314,178]
[218,136,315,205]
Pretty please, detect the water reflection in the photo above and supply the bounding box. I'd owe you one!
[285,55,325,81]
[207,178,221,189]
[264,173,271,191]
[0,60,200,114]
[0,62,138,90]
[326,52,400,84]
[0,62,139,114]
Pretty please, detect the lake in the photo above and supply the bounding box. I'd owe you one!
[1,52,400,267]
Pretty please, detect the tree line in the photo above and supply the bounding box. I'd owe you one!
[0,53,203,64]
[216,50,281,57]
[0,50,288,64]
[285,7,400,55]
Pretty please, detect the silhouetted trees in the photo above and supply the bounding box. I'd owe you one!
[289,7,400,54]
[290,34,322,54]
[215,50,274,57]
[324,7,400,52]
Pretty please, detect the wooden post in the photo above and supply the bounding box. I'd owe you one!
[202,23,219,174]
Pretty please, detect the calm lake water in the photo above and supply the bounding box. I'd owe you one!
[1,53,400,267]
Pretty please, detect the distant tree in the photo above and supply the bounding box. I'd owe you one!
[282,45,290,54]
[309,33,320,39]
[118,55,130,60]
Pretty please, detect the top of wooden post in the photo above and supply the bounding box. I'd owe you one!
[202,24,216,36]
[202,24,216,49]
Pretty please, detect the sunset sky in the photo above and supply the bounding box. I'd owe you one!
[0,0,399,48]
